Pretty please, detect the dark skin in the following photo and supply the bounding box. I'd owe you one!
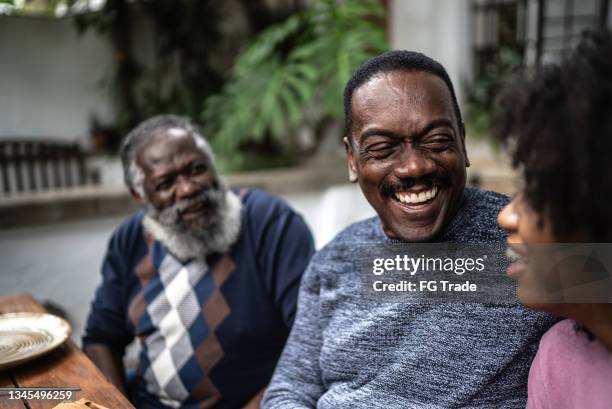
[83,344,127,395]
[344,70,469,242]
[86,129,265,408]
[134,129,218,228]
[498,194,612,351]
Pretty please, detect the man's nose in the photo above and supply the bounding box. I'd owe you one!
[175,177,197,199]
[498,198,519,233]
[393,144,435,179]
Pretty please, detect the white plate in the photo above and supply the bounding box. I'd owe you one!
[0,312,71,370]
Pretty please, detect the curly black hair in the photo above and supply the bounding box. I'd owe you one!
[343,50,463,136]
[495,30,612,241]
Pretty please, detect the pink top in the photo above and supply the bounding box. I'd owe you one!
[527,319,612,409]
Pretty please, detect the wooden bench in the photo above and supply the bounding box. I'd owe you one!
[0,139,95,196]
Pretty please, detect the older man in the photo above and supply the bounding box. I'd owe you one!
[83,115,314,409]
[262,51,556,408]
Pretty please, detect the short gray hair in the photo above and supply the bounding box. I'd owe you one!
[119,115,215,197]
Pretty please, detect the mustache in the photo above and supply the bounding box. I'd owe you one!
[154,188,225,226]
[380,173,451,198]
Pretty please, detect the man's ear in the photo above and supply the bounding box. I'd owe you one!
[343,136,358,183]
[130,187,145,205]
[460,121,470,167]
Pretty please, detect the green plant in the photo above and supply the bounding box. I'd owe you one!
[0,0,70,15]
[202,0,388,157]
[72,0,303,151]
[466,46,522,138]
[74,0,226,137]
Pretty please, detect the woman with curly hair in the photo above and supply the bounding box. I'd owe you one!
[496,30,612,408]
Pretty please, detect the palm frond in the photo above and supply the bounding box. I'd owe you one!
[202,0,389,155]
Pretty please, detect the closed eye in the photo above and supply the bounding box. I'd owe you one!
[421,137,453,152]
[363,142,397,158]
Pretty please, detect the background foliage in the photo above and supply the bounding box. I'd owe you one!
[69,0,305,153]
[465,46,522,138]
[465,2,523,139]
[202,0,388,169]
[3,0,388,170]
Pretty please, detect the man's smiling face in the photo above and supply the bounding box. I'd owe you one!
[345,70,469,242]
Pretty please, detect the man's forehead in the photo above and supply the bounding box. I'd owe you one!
[351,70,457,131]
[137,130,205,167]
[354,71,452,107]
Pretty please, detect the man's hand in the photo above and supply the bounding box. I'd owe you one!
[242,386,266,409]
[83,344,127,396]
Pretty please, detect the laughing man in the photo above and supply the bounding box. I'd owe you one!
[262,51,556,408]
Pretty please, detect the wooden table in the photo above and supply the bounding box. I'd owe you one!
[0,294,135,408]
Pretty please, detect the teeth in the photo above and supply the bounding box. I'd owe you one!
[395,187,438,205]
[506,247,522,262]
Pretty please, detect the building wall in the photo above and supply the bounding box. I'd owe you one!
[0,1,251,150]
[389,0,471,105]
[524,0,609,65]
[0,15,117,147]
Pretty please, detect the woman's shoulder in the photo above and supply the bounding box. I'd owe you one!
[539,319,602,357]
[534,319,612,372]
[527,319,612,409]
[541,319,580,342]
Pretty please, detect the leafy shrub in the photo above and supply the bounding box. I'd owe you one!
[202,0,388,158]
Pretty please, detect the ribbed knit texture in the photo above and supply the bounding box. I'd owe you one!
[263,187,557,409]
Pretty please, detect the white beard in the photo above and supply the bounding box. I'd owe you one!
[142,189,243,261]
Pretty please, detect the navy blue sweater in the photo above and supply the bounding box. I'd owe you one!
[84,189,315,408]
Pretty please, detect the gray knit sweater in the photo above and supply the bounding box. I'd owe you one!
[262,188,556,409]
